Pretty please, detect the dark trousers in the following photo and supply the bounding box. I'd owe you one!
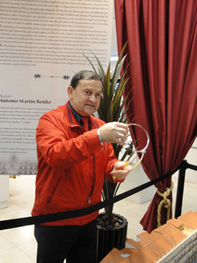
[34,220,97,263]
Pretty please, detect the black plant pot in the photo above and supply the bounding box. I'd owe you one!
[96,213,128,262]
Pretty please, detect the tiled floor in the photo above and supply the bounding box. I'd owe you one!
[0,174,196,263]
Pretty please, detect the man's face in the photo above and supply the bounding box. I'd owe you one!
[68,79,102,116]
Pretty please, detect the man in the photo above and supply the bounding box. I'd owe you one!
[32,70,132,263]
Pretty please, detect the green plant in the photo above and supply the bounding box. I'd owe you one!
[85,43,133,226]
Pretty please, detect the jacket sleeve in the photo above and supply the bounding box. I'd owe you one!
[103,143,126,183]
[36,114,103,169]
[103,143,118,181]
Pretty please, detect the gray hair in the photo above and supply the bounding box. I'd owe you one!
[70,70,103,89]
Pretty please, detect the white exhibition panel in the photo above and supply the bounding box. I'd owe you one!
[0,0,113,174]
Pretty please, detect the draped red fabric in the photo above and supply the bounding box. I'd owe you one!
[114,0,197,232]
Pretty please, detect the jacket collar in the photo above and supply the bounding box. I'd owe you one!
[69,101,84,126]
[66,102,92,130]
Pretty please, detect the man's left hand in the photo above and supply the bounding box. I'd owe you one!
[110,161,132,181]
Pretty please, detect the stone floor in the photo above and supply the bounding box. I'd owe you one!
[0,174,196,262]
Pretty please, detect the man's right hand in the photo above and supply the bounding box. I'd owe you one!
[98,122,129,146]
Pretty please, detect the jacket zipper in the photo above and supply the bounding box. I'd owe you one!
[88,154,96,204]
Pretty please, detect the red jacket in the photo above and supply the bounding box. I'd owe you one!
[32,102,118,226]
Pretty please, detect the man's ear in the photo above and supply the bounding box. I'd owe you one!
[67,86,74,100]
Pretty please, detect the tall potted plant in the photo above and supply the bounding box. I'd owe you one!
[85,43,134,261]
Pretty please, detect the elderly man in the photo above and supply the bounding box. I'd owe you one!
[32,70,131,263]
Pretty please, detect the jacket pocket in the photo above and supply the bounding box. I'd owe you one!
[46,174,61,205]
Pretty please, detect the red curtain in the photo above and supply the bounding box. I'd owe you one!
[115,0,197,232]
